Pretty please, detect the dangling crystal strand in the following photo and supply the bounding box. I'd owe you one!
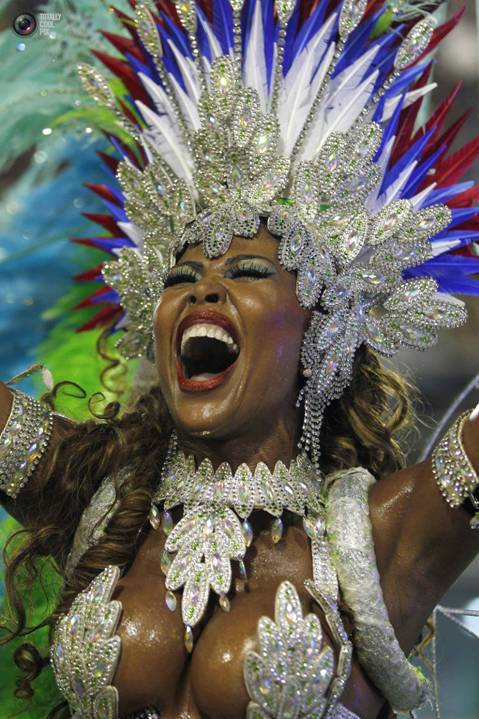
[135,4,191,143]
[174,0,207,94]
[271,517,284,544]
[238,559,247,580]
[149,504,161,530]
[184,625,194,653]
[269,0,295,115]
[230,1,244,80]
[291,0,367,161]
[165,590,177,612]
[161,510,174,535]
[161,549,173,575]
[241,519,253,547]
[219,594,231,612]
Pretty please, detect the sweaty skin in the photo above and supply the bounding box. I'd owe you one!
[1,226,478,718]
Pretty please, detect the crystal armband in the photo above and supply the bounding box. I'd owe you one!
[326,468,429,712]
[0,389,53,499]
[432,411,479,529]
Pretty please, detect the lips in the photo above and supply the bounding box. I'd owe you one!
[175,310,240,392]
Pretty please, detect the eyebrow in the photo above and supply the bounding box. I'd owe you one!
[174,254,276,272]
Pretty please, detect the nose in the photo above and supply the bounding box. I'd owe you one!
[188,278,227,305]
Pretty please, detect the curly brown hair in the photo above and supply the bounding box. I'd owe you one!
[1,345,416,717]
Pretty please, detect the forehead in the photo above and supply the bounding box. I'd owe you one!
[176,225,280,265]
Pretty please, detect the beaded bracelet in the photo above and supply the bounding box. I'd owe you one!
[432,410,479,529]
[0,389,54,499]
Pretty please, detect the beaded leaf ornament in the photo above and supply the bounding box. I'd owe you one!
[76,0,479,467]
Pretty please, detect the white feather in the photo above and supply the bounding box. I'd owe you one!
[280,12,337,150]
[138,72,179,127]
[117,221,146,250]
[243,0,268,111]
[311,69,379,155]
[136,100,194,182]
[284,43,336,156]
[366,136,397,213]
[168,75,201,131]
[197,10,223,61]
[376,160,418,210]
[409,182,437,210]
[167,39,200,103]
[381,82,437,122]
[326,44,380,109]
[431,238,461,256]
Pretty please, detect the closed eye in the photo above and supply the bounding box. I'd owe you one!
[164,266,200,287]
[225,261,275,280]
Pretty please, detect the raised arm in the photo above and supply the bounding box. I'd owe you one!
[369,412,479,654]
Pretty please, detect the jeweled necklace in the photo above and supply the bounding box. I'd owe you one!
[149,432,337,651]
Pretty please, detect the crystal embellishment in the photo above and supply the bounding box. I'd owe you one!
[51,566,122,719]
[244,581,336,718]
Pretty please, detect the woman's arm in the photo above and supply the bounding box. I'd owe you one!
[369,413,479,654]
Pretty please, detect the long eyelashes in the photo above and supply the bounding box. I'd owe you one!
[164,266,201,287]
[164,260,275,287]
[225,261,274,279]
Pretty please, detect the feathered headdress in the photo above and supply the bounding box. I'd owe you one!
[75,0,479,466]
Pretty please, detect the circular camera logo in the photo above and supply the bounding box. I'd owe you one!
[13,13,37,36]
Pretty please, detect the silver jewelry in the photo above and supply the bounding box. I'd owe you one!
[152,432,325,650]
[0,389,53,498]
[432,410,479,529]
[244,580,353,719]
[326,468,429,712]
[75,0,470,471]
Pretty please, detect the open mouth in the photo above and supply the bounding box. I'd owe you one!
[176,318,240,391]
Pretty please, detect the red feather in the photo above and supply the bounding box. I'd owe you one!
[434,135,479,187]
[77,307,122,333]
[414,83,462,152]
[74,265,105,282]
[76,287,115,309]
[92,50,152,106]
[424,109,472,163]
[390,65,433,165]
[447,186,479,208]
[81,212,122,236]
[101,31,145,62]
[96,150,119,175]
[84,182,121,205]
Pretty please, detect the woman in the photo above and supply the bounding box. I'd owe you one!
[1,1,479,717]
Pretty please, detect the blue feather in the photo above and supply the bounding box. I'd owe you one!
[380,129,434,196]
[381,60,433,101]
[283,1,301,75]
[431,229,479,244]
[213,0,233,55]
[449,207,479,226]
[103,200,129,223]
[424,181,475,205]
[196,5,213,63]
[335,9,384,72]
[291,0,331,62]
[125,52,154,81]
[374,93,406,155]
[107,135,132,162]
[262,0,275,90]
[160,12,192,58]
[85,236,134,251]
[403,144,448,198]
[90,288,121,303]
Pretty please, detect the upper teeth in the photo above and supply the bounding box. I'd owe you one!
[180,323,238,354]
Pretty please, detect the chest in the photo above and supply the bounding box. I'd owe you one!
[113,520,314,718]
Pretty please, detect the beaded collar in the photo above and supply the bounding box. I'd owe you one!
[149,432,333,650]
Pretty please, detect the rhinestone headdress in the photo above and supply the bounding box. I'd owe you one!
[76,0,479,467]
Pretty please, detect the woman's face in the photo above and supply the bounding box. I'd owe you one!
[153,224,311,442]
